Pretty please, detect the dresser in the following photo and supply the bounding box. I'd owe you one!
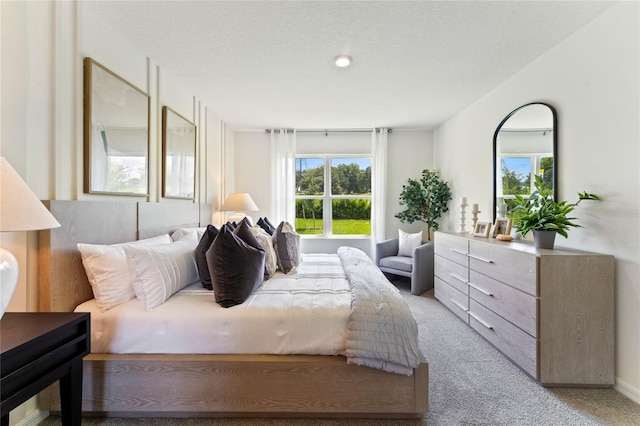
[434,231,614,386]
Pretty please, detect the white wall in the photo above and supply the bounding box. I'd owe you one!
[232,129,434,255]
[0,2,225,423]
[434,2,640,402]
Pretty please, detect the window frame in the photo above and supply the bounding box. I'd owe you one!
[295,154,372,238]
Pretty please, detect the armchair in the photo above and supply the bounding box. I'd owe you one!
[375,238,434,295]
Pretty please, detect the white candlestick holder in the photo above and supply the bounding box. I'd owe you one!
[471,210,481,233]
[457,203,468,233]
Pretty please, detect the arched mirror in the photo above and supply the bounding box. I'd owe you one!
[493,103,557,221]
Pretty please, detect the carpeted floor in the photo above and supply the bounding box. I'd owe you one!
[42,278,640,425]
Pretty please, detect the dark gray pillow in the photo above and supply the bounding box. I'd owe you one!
[194,225,219,290]
[257,217,276,236]
[263,217,276,232]
[206,224,265,308]
[272,221,300,273]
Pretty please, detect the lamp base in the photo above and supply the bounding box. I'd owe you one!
[0,247,19,319]
[226,212,253,226]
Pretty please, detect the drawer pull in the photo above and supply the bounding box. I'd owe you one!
[448,272,468,284]
[469,311,494,330]
[450,299,467,312]
[450,248,467,256]
[468,253,494,263]
[468,282,493,296]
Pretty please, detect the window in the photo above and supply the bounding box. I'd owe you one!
[295,156,371,236]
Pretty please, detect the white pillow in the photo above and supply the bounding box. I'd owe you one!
[125,233,199,311]
[251,225,278,279]
[170,227,207,242]
[78,234,172,311]
[398,229,422,257]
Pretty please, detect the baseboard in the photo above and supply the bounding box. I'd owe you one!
[15,409,49,426]
[615,377,640,405]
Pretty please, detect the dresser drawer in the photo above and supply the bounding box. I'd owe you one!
[468,241,537,296]
[469,270,538,337]
[434,232,468,266]
[435,277,469,323]
[435,255,469,295]
[469,299,537,378]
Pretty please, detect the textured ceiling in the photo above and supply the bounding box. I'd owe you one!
[83,1,616,130]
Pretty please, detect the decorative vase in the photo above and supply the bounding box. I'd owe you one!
[533,230,556,249]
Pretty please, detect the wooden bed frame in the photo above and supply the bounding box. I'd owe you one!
[38,200,429,418]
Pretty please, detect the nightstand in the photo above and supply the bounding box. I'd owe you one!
[1,312,90,426]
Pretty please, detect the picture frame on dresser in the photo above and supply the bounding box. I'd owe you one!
[493,218,512,237]
[83,57,150,196]
[162,106,197,199]
[473,221,491,237]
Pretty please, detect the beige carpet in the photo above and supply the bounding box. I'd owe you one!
[42,279,640,425]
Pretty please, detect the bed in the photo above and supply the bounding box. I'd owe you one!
[38,200,429,418]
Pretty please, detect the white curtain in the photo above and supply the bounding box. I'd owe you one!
[371,128,388,253]
[270,129,297,224]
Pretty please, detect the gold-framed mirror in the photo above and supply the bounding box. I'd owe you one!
[162,106,196,200]
[83,58,150,196]
[492,103,557,221]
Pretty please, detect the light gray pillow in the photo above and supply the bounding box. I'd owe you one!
[251,226,278,279]
[272,221,300,274]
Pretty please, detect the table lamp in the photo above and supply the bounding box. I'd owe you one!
[220,192,259,226]
[1,156,61,318]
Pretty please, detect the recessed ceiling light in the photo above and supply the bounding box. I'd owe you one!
[334,55,352,68]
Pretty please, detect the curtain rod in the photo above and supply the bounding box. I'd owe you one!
[265,128,392,134]
[500,128,553,133]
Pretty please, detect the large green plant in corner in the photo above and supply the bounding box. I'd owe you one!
[511,175,601,242]
[395,169,452,240]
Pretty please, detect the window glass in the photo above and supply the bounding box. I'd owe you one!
[330,158,371,195]
[331,199,371,235]
[295,199,323,234]
[501,157,531,196]
[295,158,324,195]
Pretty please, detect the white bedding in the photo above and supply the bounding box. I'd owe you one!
[75,254,351,355]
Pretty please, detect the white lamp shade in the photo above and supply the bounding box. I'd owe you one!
[0,157,61,318]
[0,156,61,231]
[220,193,259,212]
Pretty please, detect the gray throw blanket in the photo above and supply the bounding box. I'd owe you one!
[337,246,422,375]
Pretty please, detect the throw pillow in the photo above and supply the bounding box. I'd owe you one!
[170,227,207,242]
[77,234,173,311]
[124,232,200,311]
[273,221,300,273]
[250,225,278,279]
[206,224,266,308]
[398,229,422,257]
[257,217,276,236]
[194,225,219,290]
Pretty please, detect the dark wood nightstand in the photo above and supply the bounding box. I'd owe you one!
[1,312,90,426]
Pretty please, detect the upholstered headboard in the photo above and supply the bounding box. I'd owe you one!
[38,200,212,312]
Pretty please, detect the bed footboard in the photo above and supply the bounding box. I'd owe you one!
[51,354,428,418]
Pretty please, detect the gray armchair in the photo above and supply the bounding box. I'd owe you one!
[375,238,434,295]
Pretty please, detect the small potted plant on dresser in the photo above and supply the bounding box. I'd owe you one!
[510,175,601,249]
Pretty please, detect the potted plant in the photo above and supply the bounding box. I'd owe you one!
[510,175,601,249]
[395,169,452,240]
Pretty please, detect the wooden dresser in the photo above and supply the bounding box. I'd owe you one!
[434,231,614,386]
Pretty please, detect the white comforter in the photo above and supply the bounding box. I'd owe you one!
[76,254,351,356]
[338,247,422,375]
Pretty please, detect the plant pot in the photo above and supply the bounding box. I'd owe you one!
[533,230,556,249]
